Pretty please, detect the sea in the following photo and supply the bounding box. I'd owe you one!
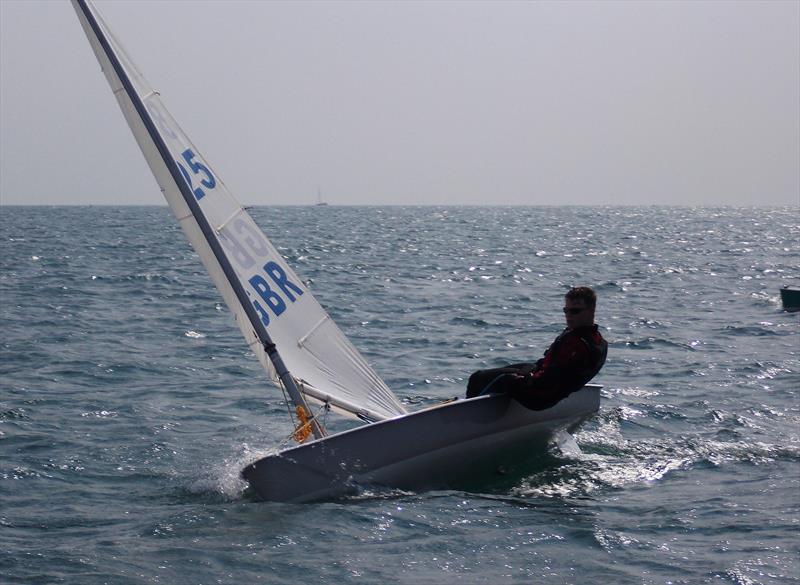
[1,205,798,585]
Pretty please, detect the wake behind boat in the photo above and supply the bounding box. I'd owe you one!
[72,0,602,502]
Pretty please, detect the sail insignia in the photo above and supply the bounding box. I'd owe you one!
[71,0,406,423]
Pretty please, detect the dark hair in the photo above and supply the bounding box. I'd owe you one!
[565,286,597,309]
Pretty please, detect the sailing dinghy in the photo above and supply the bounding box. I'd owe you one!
[72,0,601,502]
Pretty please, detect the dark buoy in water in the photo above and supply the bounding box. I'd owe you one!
[780,285,800,312]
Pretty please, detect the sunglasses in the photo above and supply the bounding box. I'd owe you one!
[563,307,587,315]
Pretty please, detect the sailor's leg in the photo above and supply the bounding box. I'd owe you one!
[466,369,496,397]
[466,365,532,397]
[505,362,539,375]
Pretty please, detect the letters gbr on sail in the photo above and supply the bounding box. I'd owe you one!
[71,0,406,423]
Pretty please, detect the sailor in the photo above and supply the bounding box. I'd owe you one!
[466,286,608,410]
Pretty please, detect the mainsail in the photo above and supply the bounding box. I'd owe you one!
[72,0,406,423]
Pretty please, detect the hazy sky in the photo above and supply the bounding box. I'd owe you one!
[1,0,798,206]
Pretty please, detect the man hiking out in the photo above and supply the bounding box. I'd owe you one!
[466,286,607,410]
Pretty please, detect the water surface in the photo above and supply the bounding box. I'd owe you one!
[1,206,798,584]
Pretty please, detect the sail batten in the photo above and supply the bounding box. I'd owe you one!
[72,0,407,424]
[216,208,245,233]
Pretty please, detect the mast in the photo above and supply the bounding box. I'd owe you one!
[73,0,325,439]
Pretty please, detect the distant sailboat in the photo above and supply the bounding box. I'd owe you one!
[315,188,328,206]
[72,0,601,502]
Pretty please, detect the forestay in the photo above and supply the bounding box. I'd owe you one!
[72,0,406,422]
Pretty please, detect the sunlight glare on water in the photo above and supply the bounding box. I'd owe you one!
[1,205,798,584]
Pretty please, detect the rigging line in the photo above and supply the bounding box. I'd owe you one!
[297,380,328,427]
[278,375,327,438]
[277,378,308,445]
[317,400,331,431]
[278,399,329,448]
[278,377,294,423]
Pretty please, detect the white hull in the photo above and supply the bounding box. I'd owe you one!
[242,385,601,502]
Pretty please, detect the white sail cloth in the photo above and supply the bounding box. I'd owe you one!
[72,1,406,422]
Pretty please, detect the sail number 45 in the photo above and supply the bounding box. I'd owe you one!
[176,149,215,201]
